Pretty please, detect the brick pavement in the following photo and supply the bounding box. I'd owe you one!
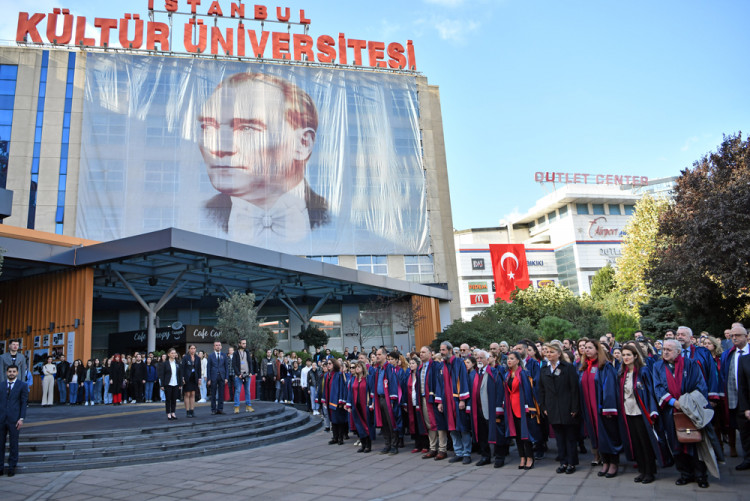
[1,423,748,500]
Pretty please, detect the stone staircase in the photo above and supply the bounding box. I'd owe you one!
[12,404,320,473]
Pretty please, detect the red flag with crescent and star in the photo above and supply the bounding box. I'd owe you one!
[489,244,531,303]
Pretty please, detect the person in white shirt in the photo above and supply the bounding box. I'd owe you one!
[300,359,312,412]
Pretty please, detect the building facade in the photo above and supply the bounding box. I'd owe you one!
[455,180,675,320]
[0,44,458,361]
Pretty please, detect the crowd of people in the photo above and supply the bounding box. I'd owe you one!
[313,325,750,489]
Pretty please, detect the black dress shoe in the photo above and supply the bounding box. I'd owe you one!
[556,465,567,474]
[380,447,391,454]
[565,465,576,474]
[736,461,750,471]
[475,457,491,466]
[328,439,337,445]
[641,475,654,484]
[7,468,15,477]
[697,478,709,488]
[524,458,535,470]
[462,456,472,465]
[449,456,463,463]
[634,475,643,483]
[597,471,607,477]
[675,476,694,486]
[494,458,505,468]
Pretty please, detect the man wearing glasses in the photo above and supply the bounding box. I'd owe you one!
[721,323,750,469]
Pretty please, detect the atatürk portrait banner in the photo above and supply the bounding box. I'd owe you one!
[77,53,428,255]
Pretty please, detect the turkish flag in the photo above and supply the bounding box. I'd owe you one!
[489,244,531,303]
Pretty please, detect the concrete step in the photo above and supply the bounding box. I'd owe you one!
[12,410,322,473]
[20,410,310,460]
[20,407,296,451]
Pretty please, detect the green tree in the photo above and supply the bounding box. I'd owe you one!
[537,316,578,340]
[590,264,615,302]
[615,194,670,314]
[216,291,275,352]
[638,295,680,337]
[298,324,329,350]
[649,133,750,325]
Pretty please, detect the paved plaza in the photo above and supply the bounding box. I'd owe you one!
[2,416,749,501]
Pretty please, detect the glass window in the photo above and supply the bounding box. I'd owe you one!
[307,256,339,265]
[144,161,179,192]
[310,305,342,339]
[537,216,546,226]
[608,204,621,215]
[558,205,568,217]
[592,204,605,215]
[357,255,388,275]
[624,204,635,215]
[547,210,557,223]
[404,255,434,282]
[576,203,589,214]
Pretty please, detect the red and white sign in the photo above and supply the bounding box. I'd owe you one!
[587,216,623,239]
[470,294,490,305]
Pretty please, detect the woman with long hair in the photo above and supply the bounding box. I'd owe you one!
[323,358,349,445]
[618,342,669,484]
[67,359,84,405]
[404,357,428,454]
[504,352,540,470]
[109,354,125,405]
[579,339,622,478]
[159,347,182,421]
[144,356,158,403]
[41,356,56,407]
[102,358,112,404]
[180,344,201,417]
[346,360,374,453]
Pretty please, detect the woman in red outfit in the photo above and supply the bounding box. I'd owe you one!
[109,353,125,405]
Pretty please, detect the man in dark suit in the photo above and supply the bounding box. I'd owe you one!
[736,326,750,471]
[206,341,229,415]
[1,365,28,476]
[198,72,329,247]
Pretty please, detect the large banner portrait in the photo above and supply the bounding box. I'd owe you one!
[77,53,428,255]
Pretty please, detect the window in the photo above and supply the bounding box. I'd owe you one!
[547,210,557,223]
[405,255,434,282]
[608,204,621,215]
[558,205,568,217]
[55,53,75,234]
[0,63,17,189]
[624,204,635,215]
[537,216,546,226]
[143,207,176,231]
[307,256,339,265]
[144,161,179,192]
[28,52,48,228]
[257,306,289,344]
[310,305,342,339]
[88,160,125,192]
[576,203,589,215]
[592,204,605,215]
[357,255,388,275]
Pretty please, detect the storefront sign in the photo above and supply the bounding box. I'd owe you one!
[468,281,488,293]
[470,294,490,305]
[537,280,554,287]
[471,258,485,270]
[535,172,648,186]
[186,325,223,343]
[587,217,623,239]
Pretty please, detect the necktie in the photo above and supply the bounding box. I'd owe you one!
[683,349,689,359]
[7,382,11,396]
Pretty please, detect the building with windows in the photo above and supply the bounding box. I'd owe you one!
[455,179,676,320]
[0,37,458,372]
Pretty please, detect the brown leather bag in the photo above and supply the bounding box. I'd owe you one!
[673,410,702,443]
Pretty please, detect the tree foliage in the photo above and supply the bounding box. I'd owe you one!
[537,316,578,340]
[648,133,750,325]
[590,264,615,302]
[298,324,328,350]
[216,291,275,351]
[615,194,670,314]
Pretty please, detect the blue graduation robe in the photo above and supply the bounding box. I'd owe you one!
[579,360,622,455]
[435,355,471,432]
[503,368,540,442]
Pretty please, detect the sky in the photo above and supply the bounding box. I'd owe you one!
[1,0,748,230]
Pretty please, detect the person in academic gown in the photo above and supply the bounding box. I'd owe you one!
[322,358,348,445]
[504,351,541,469]
[346,361,374,453]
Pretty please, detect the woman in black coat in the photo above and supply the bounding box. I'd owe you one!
[108,354,125,405]
[538,343,580,474]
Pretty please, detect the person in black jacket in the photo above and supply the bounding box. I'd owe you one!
[67,359,86,405]
[538,343,580,474]
[109,354,125,405]
[159,348,183,421]
[56,355,70,405]
[181,344,202,418]
[130,353,147,403]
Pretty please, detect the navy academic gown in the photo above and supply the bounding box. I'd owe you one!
[579,360,622,455]
[503,368,541,442]
[435,356,471,432]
